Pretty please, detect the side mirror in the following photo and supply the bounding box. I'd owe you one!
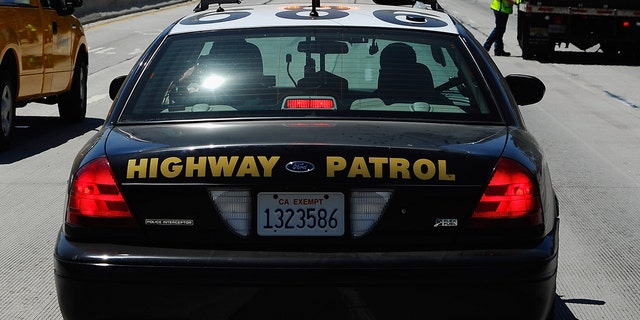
[51,0,75,15]
[505,74,546,106]
[109,76,126,101]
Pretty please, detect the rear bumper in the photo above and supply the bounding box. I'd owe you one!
[55,221,559,320]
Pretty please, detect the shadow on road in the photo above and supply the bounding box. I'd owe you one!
[536,50,640,66]
[555,294,606,319]
[0,115,104,164]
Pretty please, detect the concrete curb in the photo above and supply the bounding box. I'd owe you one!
[74,0,195,24]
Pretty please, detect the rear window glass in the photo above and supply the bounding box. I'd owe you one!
[119,27,500,123]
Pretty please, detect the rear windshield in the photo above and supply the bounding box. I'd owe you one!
[119,27,500,123]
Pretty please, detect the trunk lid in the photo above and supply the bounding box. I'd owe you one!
[106,120,507,249]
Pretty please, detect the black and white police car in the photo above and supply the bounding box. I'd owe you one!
[54,0,558,319]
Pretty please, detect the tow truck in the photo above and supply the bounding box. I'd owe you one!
[0,0,87,150]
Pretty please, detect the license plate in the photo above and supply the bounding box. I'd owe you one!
[257,192,344,236]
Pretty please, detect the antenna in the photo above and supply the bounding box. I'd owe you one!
[420,0,443,11]
[195,0,242,12]
[310,0,320,17]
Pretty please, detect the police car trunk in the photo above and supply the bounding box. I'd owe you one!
[64,119,546,250]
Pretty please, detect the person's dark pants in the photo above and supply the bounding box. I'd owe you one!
[484,10,509,53]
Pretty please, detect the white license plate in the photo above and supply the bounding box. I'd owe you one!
[257,192,344,236]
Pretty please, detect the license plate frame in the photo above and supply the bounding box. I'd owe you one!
[257,192,344,236]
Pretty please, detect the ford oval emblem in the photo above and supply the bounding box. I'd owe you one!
[285,161,315,173]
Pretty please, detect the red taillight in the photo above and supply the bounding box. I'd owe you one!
[552,15,563,25]
[66,157,134,225]
[285,98,335,109]
[471,158,541,221]
[622,21,630,28]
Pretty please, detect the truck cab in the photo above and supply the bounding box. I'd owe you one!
[0,0,87,150]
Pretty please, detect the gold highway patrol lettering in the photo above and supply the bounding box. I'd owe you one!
[327,156,455,181]
[127,156,280,179]
[126,156,455,181]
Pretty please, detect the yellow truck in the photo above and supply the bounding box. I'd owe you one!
[0,0,87,149]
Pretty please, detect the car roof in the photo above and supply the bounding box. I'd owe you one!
[168,2,460,35]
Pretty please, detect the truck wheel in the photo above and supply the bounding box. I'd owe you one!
[0,69,16,150]
[536,44,554,61]
[517,12,535,60]
[58,57,87,122]
[600,43,619,60]
[521,44,535,60]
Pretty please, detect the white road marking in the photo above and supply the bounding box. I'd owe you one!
[88,94,108,104]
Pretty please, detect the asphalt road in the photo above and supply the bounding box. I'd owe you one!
[1,0,640,319]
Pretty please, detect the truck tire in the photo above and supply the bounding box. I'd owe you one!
[58,57,87,122]
[521,43,535,60]
[517,12,535,60]
[517,11,555,61]
[522,39,553,61]
[0,69,16,150]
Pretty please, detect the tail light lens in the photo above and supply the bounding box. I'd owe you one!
[66,157,135,226]
[350,191,392,237]
[468,158,542,228]
[209,190,252,237]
